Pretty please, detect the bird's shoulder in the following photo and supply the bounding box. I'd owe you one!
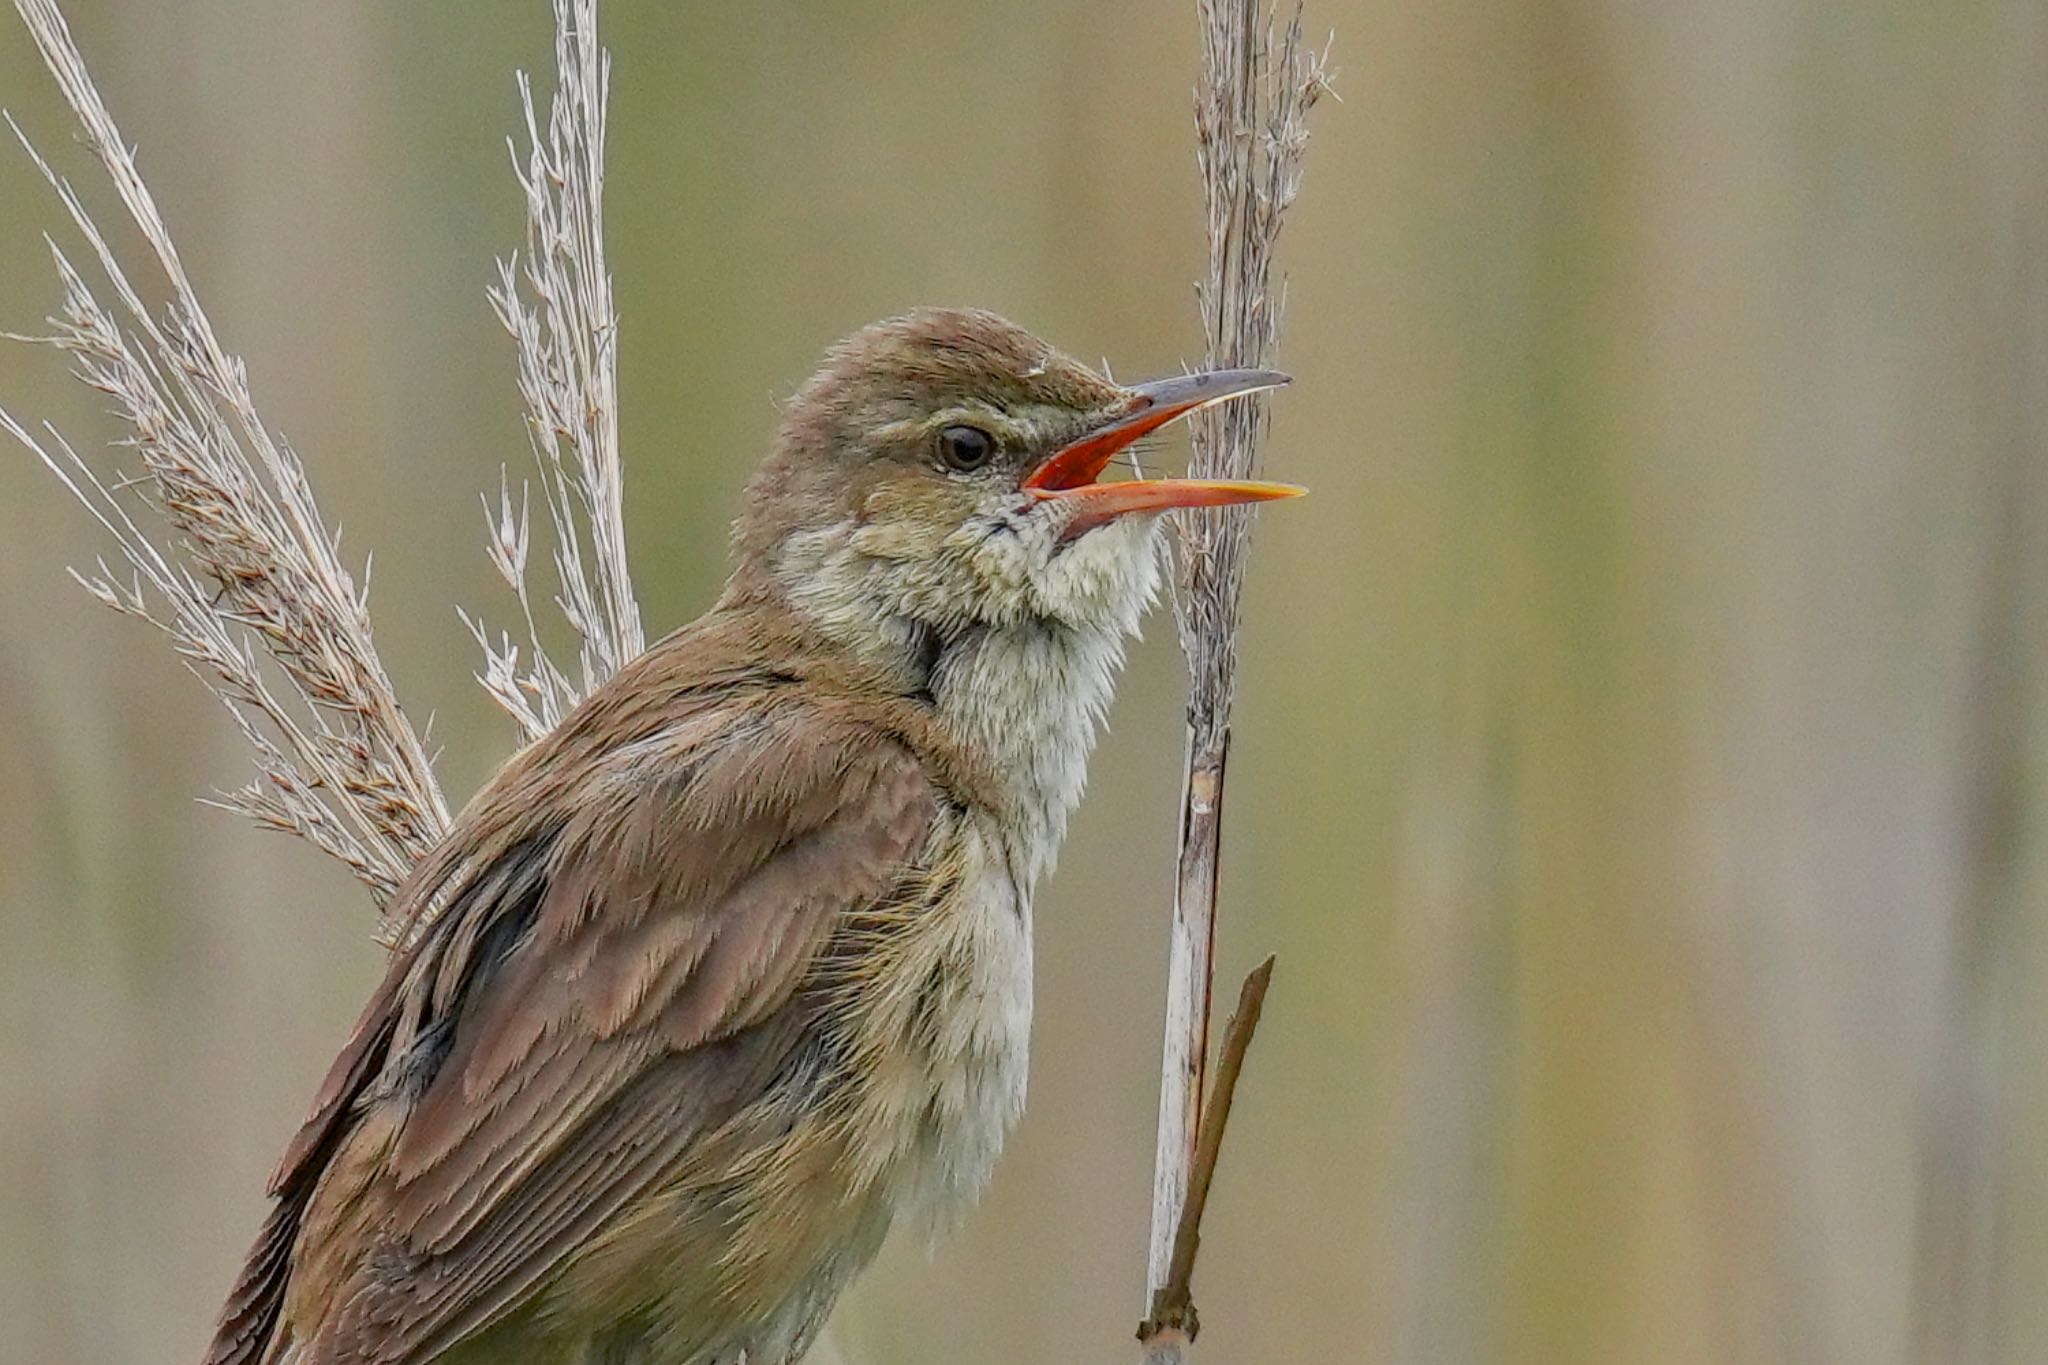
[484,597,1003,829]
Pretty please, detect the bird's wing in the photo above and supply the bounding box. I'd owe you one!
[213,698,939,1365]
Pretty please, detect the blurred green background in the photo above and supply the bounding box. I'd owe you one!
[4,2,2047,1363]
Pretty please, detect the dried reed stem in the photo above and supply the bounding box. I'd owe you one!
[2,0,451,922]
[472,0,643,742]
[1145,2,1326,1355]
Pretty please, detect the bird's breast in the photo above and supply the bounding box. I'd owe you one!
[847,617,1134,1223]
[833,810,1033,1230]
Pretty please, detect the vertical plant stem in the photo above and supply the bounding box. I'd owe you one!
[1151,737,1230,1297]
[1143,3,1325,1356]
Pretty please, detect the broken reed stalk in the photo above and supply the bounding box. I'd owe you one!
[1144,2,1325,1357]
[1140,958,1276,1359]
[2,0,638,935]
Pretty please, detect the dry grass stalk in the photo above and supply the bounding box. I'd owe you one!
[2,0,451,923]
[1146,2,1327,1357]
[472,0,643,742]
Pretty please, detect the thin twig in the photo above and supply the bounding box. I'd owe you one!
[1147,2,1326,1357]
[474,0,643,741]
[4,0,450,924]
[1138,957,1276,1359]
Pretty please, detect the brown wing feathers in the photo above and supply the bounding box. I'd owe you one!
[205,672,941,1365]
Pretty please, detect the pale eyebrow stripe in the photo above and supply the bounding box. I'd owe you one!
[872,406,1033,444]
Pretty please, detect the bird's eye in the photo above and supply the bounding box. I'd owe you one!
[936,424,994,472]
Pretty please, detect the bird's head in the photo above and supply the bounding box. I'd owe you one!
[729,308,1296,654]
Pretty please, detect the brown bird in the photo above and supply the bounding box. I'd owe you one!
[205,308,1295,1365]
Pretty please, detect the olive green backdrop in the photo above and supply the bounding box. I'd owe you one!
[3,3,2046,1363]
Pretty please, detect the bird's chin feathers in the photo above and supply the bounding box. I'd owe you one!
[779,497,1163,645]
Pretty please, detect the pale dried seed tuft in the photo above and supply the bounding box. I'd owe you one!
[4,0,451,931]
[472,0,642,743]
[3,0,643,943]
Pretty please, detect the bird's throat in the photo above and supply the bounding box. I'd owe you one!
[764,512,1158,889]
[924,621,1130,890]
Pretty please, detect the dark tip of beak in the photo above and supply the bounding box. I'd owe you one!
[1022,367,1292,492]
[1127,368,1293,413]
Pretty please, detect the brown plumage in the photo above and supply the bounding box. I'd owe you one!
[204,309,1294,1365]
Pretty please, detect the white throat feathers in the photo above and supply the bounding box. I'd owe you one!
[774,507,1163,889]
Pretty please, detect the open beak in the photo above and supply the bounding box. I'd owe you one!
[1021,368,1303,533]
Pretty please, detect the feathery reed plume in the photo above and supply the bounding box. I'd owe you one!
[2,0,451,925]
[471,0,643,742]
[1143,4,1327,1359]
